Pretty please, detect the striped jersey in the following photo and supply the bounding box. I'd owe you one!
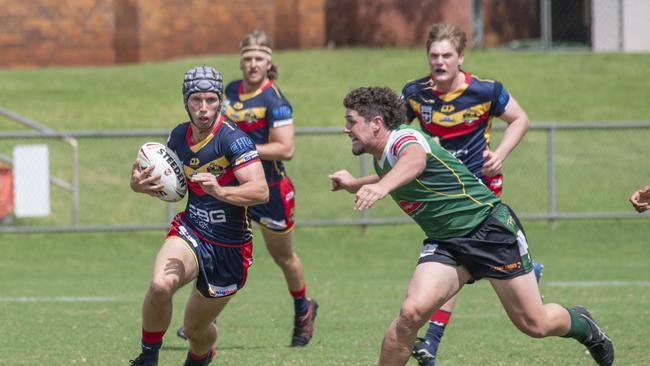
[223,79,293,184]
[401,71,510,180]
[374,125,500,240]
[167,115,260,245]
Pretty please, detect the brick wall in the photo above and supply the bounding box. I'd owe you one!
[0,0,325,67]
[0,0,536,67]
[0,0,116,67]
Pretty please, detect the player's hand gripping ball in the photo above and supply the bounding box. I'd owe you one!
[137,142,187,202]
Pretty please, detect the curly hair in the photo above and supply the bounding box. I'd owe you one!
[343,87,406,130]
[425,23,467,55]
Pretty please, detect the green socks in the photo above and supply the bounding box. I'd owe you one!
[561,307,590,343]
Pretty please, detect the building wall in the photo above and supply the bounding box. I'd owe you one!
[326,0,472,48]
[622,0,650,52]
[0,0,116,67]
[0,0,325,67]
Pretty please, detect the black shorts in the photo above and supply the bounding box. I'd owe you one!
[417,204,534,281]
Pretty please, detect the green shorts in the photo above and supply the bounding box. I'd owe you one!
[417,203,534,281]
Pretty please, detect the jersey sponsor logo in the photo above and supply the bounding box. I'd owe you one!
[462,110,481,125]
[233,101,244,110]
[259,217,288,230]
[188,203,227,225]
[497,89,510,107]
[178,225,198,248]
[398,200,423,215]
[208,283,238,297]
[207,161,224,176]
[285,190,294,201]
[230,136,255,155]
[272,106,292,120]
[449,149,469,158]
[441,104,455,113]
[419,243,438,258]
[189,157,200,167]
[244,111,257,123]
[491,261,522,272]
[420,105,432,123]
[235,150,259,165]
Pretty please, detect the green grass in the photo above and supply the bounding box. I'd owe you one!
[0,48,649,365]
[2,49,650,131]
[0,221,648,365]
[2,50,650,227]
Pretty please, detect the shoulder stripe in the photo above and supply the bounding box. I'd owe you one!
[392,135,418,156]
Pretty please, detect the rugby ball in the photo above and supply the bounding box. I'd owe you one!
[137,142,187,202]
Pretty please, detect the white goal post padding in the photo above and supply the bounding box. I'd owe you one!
[13,144,50,217]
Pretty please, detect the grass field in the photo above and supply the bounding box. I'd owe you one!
[0,48,649,365]
[1,48,649,227]
[1,221,649,365]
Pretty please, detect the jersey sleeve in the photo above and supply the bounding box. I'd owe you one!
[385,128,432,167]
[222,128,260,171]
[266,97,293,129]
[166,122,186,154]
[400,83,417,122]
[490,80,510,117]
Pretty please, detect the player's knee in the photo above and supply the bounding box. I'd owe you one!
[271,251,296,268]
[516,319,547,338]
[148,279,175,302]
[395,305,426,334]
[182,323,213,342]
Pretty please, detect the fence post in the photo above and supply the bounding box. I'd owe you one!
[67,138,80,226]
[547,126,557,224]
[541,0,552,52]
[360,154,370,233]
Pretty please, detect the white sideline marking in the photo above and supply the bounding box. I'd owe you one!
[546,280,650,288]
[0,296,118,302]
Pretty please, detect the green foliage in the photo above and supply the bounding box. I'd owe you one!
[0,222,648,365]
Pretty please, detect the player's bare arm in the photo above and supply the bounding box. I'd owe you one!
[629,185,650,213]
[129,160,164,195]
[191,161,269,206]
[483,96,529,177]
[329,170,380,193]
[256,124,295,161]
[354,144,426,211]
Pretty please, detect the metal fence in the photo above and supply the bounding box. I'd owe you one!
[0,122,649,233]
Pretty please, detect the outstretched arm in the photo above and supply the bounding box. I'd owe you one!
[353,144,426,211]
[629,185,650,213]
[329,170,380,194]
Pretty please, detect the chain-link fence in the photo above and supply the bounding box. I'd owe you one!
[0,122,648,233]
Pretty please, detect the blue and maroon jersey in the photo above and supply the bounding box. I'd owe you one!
[401,71,510,180]
[166,115,260,246]
[223,79,293,185]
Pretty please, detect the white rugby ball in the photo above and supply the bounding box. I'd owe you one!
[137,142,187,202]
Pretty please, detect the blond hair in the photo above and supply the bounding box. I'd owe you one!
[240,29,279,80]
[425,23,467,55]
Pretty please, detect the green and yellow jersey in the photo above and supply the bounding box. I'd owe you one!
[374,125,500,240]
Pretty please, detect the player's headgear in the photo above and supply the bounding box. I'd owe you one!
[182,66,224,113]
